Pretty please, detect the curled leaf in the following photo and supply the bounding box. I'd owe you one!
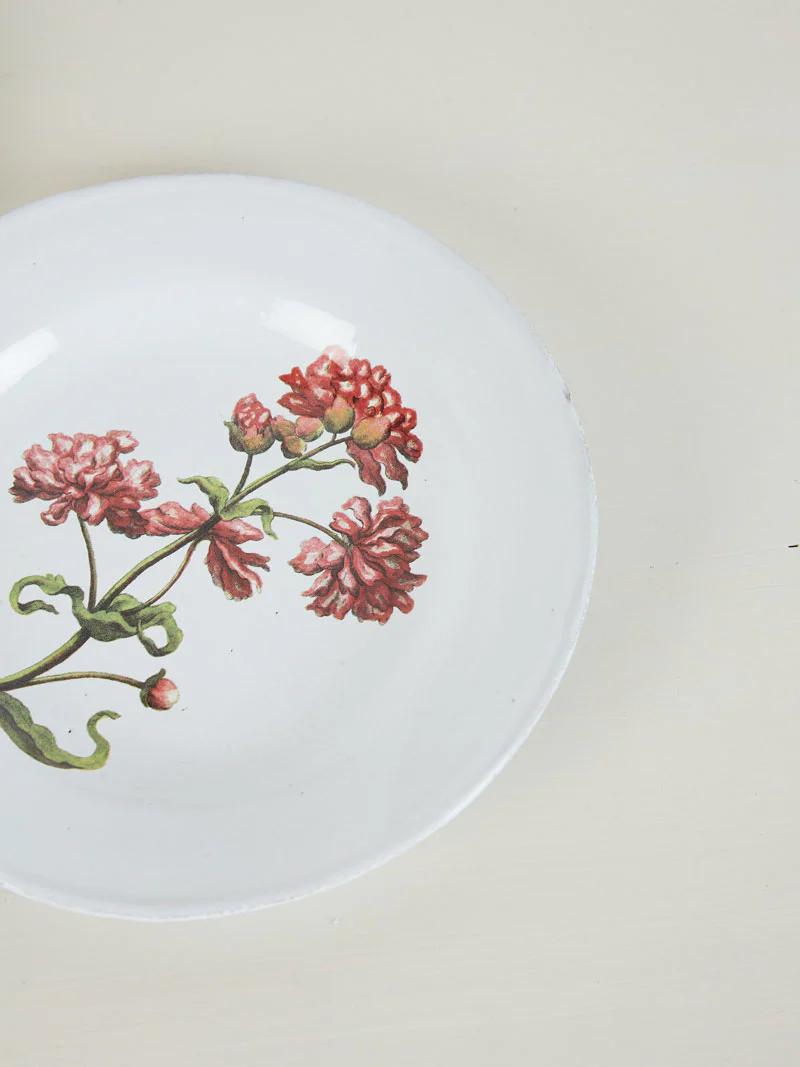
[75,594,183,656]
[178,475,230,515]
[295,456,355,473]
[220,497,278,539]
[10,573,77,616]
[136,601,183,657]
[72,593,140,642]
[221,497,269,521]
[8,576,183,656]
[0,690,119,770]
[259,505,278,540]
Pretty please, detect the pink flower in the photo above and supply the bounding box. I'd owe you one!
[9,431,160,535]
[226,394,275,454]
[141,675,180,710]
[289,496,428,623]
[141,501,270,600]
[277,346,352,421]
[278,348,423,494]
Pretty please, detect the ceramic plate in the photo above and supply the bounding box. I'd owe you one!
[0,175,596,918]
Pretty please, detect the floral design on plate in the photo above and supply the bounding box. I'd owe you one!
[0,347,427,771]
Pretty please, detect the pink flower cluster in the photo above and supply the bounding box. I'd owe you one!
[9,432,269,601]
[290,496,427,623]
[10,431,159,535]
[278,347,423,494]
[9,349,427,617]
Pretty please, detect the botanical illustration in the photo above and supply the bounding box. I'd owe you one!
[0,348,427,770]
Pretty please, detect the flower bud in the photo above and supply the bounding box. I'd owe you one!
[351,415,391,450]
[322,396,355,434]
[295,416,324,442]
[140,671,179,711]
[270,416,296,441]
[271,416,311,457]
[226,394,274,455]
[280,435,306,459]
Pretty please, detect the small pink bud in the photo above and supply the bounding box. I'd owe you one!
[322,396,355,434]
[270,416,296,442]
[280,435,306,459]
[141,673,179,711]
[351,415,391,450]
[227,394,274,455]
[295,416,324,442]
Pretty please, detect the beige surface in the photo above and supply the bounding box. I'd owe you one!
[1,1,798,1063]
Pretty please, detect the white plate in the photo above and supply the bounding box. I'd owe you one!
[0,175,596,919]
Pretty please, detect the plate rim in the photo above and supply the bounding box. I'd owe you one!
[0,173,598,920]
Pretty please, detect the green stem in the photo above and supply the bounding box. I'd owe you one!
[13,670,144,691]
[102,439,346,607]
[272,510,346,545]
[0,631,90,691]
[78,517,98,609]
[0,437,350,692]
[232,454,253,496]
[98,528,205,609]
[227,437,346,506]
[140,541,199,608]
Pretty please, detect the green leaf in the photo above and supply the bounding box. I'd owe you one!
[260,505,278,540]
[10,573,78,616]
[295,456,355,472]
[10,576,137,641]
[0,690,119,770]
[72,593,140,642]
[75,594,183,657]
[220,497,279,539]
[178,475,230,514]
[135,601,183,657]
[220,497,269,520]
[9,576,183,656]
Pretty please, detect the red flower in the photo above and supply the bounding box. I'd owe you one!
[277,346,351,421]
[226,394,275,455]
[140,501,270,600]
[289,495,428,623]
[278,347,423,494]
[9,431,160,535]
